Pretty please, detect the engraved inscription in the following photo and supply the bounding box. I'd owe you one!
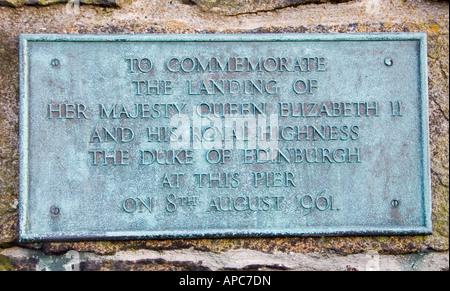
[44,45,414,218]
[19,34,431,241]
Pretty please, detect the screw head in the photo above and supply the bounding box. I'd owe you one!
[391,200,400,208]
[50,205,60,216]
[384,58,393,66]
[51,59,60,67]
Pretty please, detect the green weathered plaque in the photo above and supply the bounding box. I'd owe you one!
[19,34,432,241]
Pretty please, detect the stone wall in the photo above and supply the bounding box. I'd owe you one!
[0,0,448,271]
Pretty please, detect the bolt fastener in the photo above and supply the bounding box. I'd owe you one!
[50,206,60,216]
[51,59,60,67]
[384,58,393,66]
[391,200,400,208]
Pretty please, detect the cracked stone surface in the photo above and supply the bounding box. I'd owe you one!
[0,0,448,270]
[0,247,448,271]
[183,0,353,15]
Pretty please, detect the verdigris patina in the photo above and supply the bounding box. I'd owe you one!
[19,33,431,242]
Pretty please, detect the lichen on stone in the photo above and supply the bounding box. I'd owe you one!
[184,0,352,15]
[0,0,448,271]
[0,255,13,271]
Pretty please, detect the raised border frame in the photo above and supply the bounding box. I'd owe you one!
[19,33,432,242]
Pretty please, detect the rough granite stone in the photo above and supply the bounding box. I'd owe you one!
[0,0,448,270]
[0,246,449,271]
[0,0,123,7]
[184,0,353,15]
